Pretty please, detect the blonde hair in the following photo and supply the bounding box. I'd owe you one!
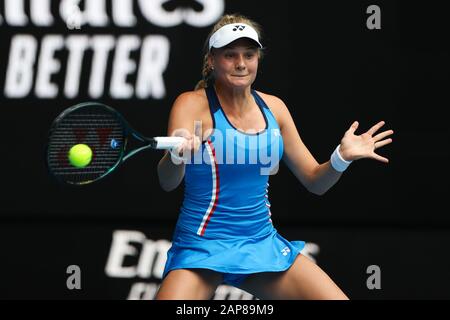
[194,14,263,90]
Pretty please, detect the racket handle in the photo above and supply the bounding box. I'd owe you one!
[154,137,186,150]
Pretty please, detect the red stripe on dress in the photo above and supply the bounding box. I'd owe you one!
[197,139,220,236]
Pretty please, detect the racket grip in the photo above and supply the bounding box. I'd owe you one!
[154,137,186,150]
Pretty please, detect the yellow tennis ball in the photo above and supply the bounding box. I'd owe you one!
[68,144,93,168]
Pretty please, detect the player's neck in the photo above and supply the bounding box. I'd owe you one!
[214,84,253,115]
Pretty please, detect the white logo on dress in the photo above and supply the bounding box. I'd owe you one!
[281,247,290,256]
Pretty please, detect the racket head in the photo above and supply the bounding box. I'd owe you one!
[46,102,128,185]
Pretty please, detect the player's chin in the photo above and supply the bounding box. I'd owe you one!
[229,77,253,88]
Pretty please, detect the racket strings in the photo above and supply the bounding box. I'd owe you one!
[47,108,125,184]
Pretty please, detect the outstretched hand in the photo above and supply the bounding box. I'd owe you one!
[339,121,393,163]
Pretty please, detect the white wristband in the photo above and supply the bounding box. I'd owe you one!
[330,144,352,172]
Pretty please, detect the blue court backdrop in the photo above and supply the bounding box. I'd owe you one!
[0,0,449,299]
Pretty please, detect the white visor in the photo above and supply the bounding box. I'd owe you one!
[208,23,262,50]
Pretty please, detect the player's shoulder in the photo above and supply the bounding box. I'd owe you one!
[254,90,290,119]
[172,89,209,111]
[169,89,210,124]
[255,90,288,108]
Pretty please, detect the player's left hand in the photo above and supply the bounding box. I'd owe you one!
[339,121,394,163]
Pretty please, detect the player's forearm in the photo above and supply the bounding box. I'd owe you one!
[307,161,343,195]
[157,152,185,191]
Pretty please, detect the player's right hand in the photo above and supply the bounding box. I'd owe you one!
[170,121,202,159]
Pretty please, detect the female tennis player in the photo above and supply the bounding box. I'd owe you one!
[155,14,393,300]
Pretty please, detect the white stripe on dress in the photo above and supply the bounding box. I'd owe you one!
[197,140,219,236]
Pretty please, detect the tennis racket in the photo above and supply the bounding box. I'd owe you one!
[46,102,185,185]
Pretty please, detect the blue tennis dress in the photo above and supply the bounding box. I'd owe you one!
[162,86,305,287]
